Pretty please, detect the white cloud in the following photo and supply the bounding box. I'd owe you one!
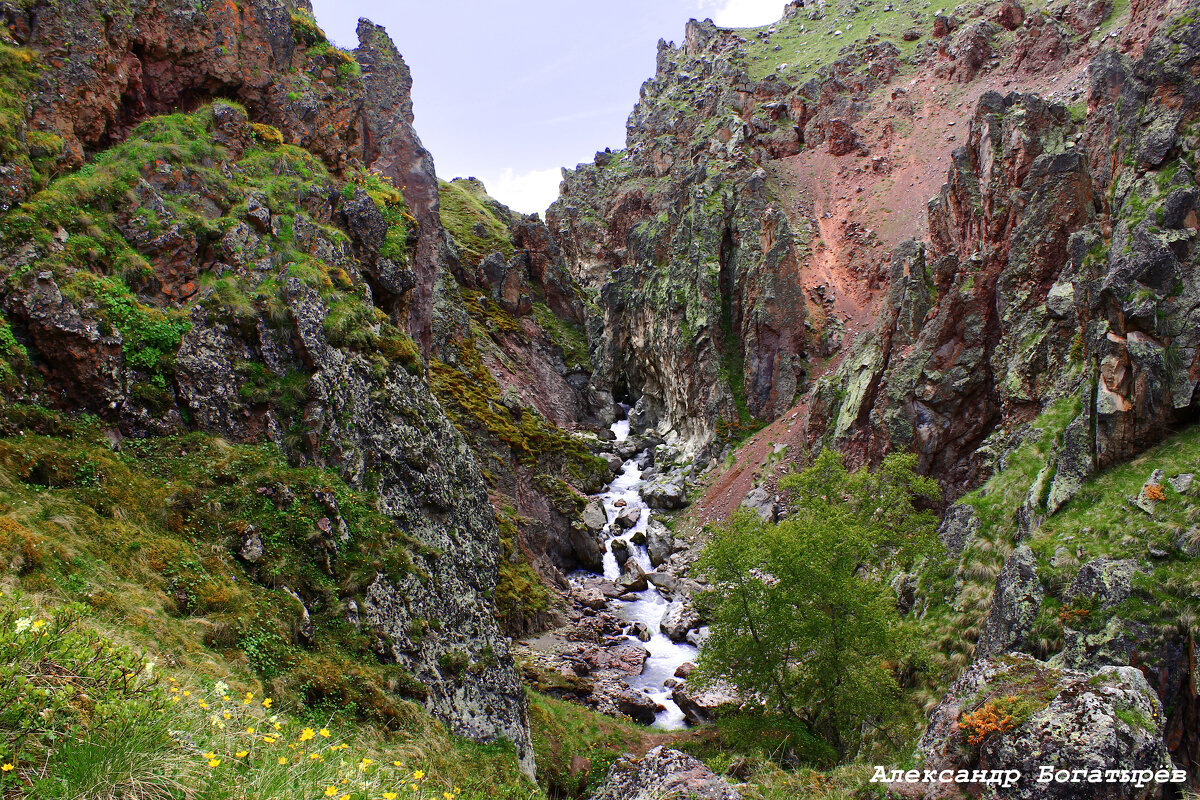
[477,167,564,216]
[701,0,785,28]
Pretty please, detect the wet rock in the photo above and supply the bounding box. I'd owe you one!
[569,523,606,573]
[618,560,649,592]
[902,656,1168,800]
[646,520,677,567]
[611,539,632,569]
[675,662,697,679]
[616,505,641,529]
[660,594,702,642]
[685,627,711,647]
[974,545,1043,658]
[647,571,679,596]
[629,621,651,642]
[592,679,661,725]
[739,487,777,522]
[571,584,608,611]
[590,746,742,800]
[672,680,739,725]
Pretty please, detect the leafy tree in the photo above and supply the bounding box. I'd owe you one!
[694,449,940,760]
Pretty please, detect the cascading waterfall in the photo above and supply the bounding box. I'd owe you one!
[593,410,698,730]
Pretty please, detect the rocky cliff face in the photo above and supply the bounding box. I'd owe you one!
[0,1,536,774]
[807,5,1200,500]
[549,21,824,454]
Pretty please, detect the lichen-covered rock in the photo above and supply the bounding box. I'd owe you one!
[900,656,1171,800]
[974,545,1043,659]
[937,504,980,558]
[590,746,742,800]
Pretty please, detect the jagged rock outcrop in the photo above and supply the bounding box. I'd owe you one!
[0,6,539,770]
[897,656,1173,800]
[808,8,1200,498]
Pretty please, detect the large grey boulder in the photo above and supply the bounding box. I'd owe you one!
[590,746,742,800]
[671,680,739,725]
[645,481,688,510]
[739,487,777,522]
[660,594,702,642]
[899,655,1171,800]
[646,520,677,567]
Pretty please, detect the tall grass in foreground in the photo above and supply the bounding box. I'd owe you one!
[0,591,525,800]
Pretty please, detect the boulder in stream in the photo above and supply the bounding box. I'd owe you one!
[592,679,662,725]
[660,593,702,642]
[617,559,649,592]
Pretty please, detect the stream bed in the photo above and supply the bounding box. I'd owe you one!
[586,414,698,730]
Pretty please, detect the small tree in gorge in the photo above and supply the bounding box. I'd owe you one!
[694,449,940,760]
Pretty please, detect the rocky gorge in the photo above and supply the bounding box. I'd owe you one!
[0,0,1198,798]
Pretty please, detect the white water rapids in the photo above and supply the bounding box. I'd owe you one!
[591,414,698,730]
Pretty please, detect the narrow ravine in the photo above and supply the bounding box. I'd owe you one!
[591,412,698,730]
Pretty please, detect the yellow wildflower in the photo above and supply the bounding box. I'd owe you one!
[170,687,179,693]
[359,758,374,770]
[412,770,425,780]
[299,728,316,742]
[182,691,190,697]
[262,698,273,708]
[171,696,180,704]
[263,735,277,744]
[383,793,398,800]
[325,787,337,797]
[319,728,331,738]
[198,700,208,709]
[208,759,221,768]
[235,750,249,758]
[310,753,322,761]
[392,761,403,768]
[340,795,350,800]
[245,728,255,735]
[1,764,14,772]
[273,723,282,731]
[444,793,454,800]
[203,752,217,760]
[222,711,232,720]
[278,756,288,765]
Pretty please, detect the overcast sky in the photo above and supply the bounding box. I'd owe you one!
[309,0,790,214]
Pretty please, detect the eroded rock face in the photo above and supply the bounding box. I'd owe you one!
[900,656,1171,800]
[590,746,742,800]
[808,14,1200,498]
[550,25,903,453]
